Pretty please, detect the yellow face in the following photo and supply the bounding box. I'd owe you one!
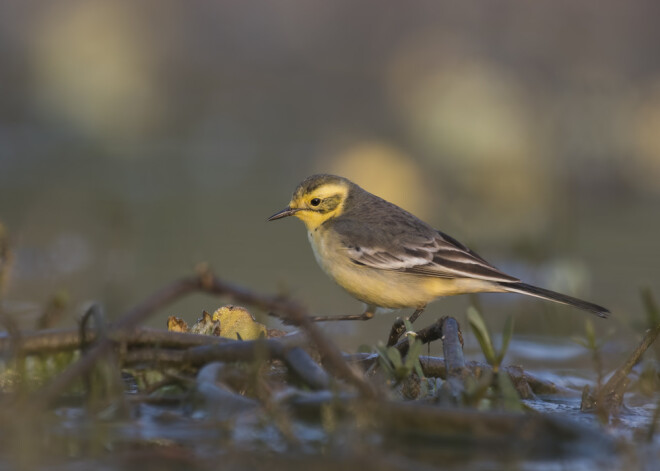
[268,180,350,230]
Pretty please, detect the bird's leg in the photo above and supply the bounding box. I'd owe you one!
[269,308,375,325]
[386,306,426,347]
[308,307,375,322]
[407,306,426,324]
[386,318,406,347]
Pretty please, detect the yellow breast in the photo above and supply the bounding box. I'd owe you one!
[306,226,504,309]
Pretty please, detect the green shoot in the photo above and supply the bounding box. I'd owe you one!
[467,306,521,411]
[375,322,428,396]
[467,306,514,372]
[572,318,605,389]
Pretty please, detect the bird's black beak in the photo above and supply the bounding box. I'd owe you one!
[267,207,300,221]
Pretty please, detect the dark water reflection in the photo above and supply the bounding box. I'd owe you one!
[0,336,655,471]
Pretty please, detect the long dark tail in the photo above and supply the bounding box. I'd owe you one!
[498,282,610,318]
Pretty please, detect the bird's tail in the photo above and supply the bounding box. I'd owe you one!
[498,282,610,318]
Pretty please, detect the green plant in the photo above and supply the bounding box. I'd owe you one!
[375,320,427,394]
[467,306,521,411]
[572,318,606,388]
[467,306,514,372]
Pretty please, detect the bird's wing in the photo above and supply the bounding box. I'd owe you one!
[333,218,519,283]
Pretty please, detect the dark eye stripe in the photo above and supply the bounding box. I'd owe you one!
[317,195,341,213]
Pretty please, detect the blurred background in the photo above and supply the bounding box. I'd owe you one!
[1,0,659,349]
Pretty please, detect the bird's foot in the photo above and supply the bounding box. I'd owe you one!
[386,307,426,346]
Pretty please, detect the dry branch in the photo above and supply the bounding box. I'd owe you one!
[120,334,330,391]
[0,327,233,355]
[440,317,467,398]
[345,354,559,397]
[392,318,444,356]
[588,319,660,414]
[27,269,376,408]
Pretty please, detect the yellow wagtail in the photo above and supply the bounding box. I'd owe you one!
[268,174,609,322]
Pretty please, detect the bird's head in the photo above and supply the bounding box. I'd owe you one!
[268,174,352,230]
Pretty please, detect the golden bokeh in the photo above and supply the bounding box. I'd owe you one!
[629,82,660,194]
[386,36,535,167]
[28,1,162,143]
[382,37,554,235]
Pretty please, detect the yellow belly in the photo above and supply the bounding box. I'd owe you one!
[307,228,503,309]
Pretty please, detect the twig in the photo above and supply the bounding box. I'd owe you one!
[78,303,109,398]
[276,303,377,398]
[386,309,428,347]
[185,338,285,364]
[0,327,232,355]
[123,335,329,391]
[79,304,107,353]
[282,346,331,390]
[392,318,444,356]
[195,362,259,418]
[192,269,374,397]
[31,276,210,408]
[595,318,660,414]
[441,317,464,374]
[583,291,660,416]
[441,317,466,398]
[122,348,187,365]
[346,353,559,397]
[29,268,371,406]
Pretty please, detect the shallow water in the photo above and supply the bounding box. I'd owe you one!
[1,333,656,471]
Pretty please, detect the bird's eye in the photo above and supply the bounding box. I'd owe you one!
[310,198,321,206]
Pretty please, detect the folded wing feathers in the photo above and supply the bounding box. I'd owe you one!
[347,246,430,270]
[346,231,518,283]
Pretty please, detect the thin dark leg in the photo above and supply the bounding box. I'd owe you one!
[387,318,406,347]
[268,309,375,325]
[308,308,375,322]
[408,307,426,324]
[386,306,426,347]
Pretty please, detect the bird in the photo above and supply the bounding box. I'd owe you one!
[267,174,609,322]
